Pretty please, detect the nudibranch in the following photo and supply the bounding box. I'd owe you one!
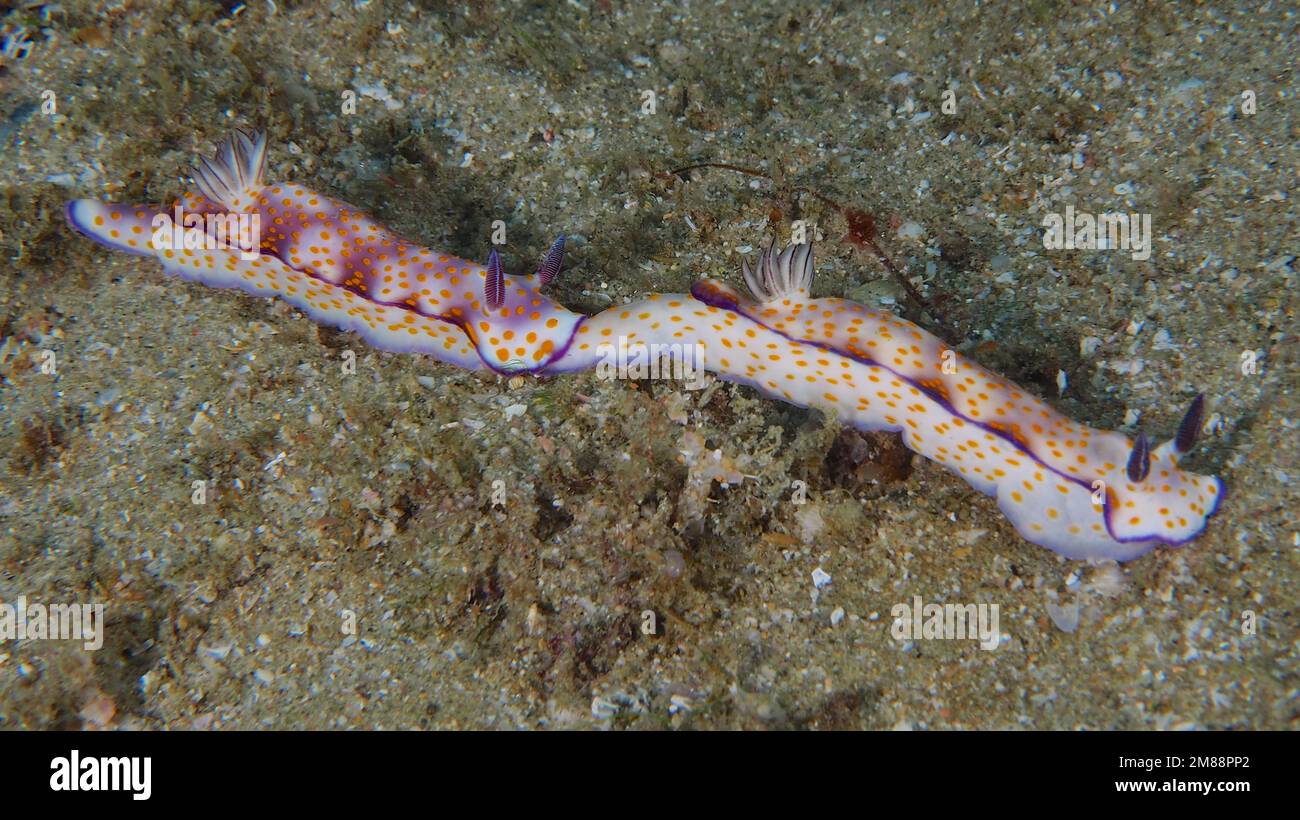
[65,130,1223,562]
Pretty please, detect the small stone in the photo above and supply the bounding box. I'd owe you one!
[78,691,116,728]
[661,549,686,579]
[590,696,618,720]
[796,507,825,544]
[526,603,545,636]
[896,221,925,241]
[188,411,213,436]
[812,567,832,589]
[1152,328,1178,351]
[1046,600,1080,633]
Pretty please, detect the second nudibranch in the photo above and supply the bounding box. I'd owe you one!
[64,130,1223,562]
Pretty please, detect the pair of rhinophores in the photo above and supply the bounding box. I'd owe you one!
[65,130,1223,562]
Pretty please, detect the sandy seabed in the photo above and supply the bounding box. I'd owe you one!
[0,0,1295,729]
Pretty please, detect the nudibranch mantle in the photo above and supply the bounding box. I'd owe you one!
[65,131,1223,562]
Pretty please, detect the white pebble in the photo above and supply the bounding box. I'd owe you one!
[1046,600,1080,633]
[811,567,832,589]
[896,221,925,241]
[1152,328,1178,351]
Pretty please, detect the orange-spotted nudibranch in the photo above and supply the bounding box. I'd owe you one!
[66,130,1223,561]
[66,131,580,373]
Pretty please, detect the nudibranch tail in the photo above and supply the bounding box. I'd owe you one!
[63,130,1224,562]
[65,199,159,257]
